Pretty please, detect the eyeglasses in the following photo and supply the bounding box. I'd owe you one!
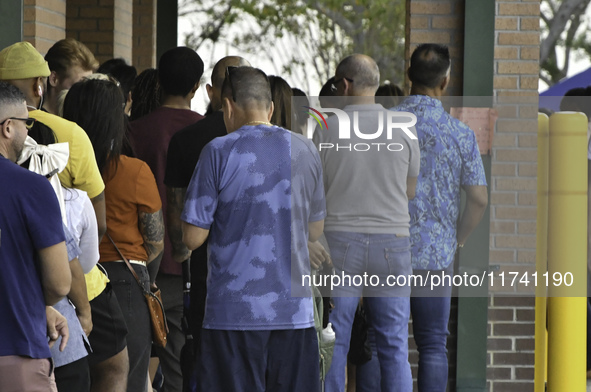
[0,117,36,129]
[331,77,354,93]
[225,66,238,102]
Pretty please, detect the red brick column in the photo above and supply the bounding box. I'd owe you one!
[66,0,133,64]
[24,0,66,55]
[132,0,157,71]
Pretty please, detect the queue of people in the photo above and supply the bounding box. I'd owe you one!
[0,38,487,392]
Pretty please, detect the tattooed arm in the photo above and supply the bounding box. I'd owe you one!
[138,209,165,264]
[167,186,192,263]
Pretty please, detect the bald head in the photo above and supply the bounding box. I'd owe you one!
[335,54,380,95]
[211,56,251,89]
[208,56,250,111]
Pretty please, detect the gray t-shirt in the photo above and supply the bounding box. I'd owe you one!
[313,103,420,235]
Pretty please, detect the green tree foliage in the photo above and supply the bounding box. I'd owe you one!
[540,0,591,86]
[180,0,405,94]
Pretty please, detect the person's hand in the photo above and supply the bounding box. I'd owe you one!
[308,241,331,270]
[77,310,93,337]
[46,306,69,352]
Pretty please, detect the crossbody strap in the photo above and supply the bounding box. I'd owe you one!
[106,233,147,294]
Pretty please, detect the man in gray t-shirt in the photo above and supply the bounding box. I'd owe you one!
[313,54,419,392]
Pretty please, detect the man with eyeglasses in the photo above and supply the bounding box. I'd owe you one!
[0,81,72,392]
[0,41,107,240]
[313,54,420,392]
[181,66,326,392]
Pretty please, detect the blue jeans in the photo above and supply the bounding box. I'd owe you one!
[324,231,412,392]
[357,267,453,392]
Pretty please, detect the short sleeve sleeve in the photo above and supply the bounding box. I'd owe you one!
[181,143,219,230]
[63,224,81,261]
[460,124,487,186]
[65,124,105,199]
[77,193,100,273]
[308,144,326,223]
[23,176,66,250]
[135,162,162,213]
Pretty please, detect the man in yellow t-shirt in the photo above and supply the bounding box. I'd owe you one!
[0,42,106,239]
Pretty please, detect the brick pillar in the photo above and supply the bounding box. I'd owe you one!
[132,0,157,71]
[24,0,66,55]
[66,0,133,64]
[405,0,465,96]
[488,0,540,391]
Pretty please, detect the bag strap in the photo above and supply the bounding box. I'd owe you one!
[107,233,147,294]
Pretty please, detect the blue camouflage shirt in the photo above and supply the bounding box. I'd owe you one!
[182,124,326,330]
[394,95,487,270]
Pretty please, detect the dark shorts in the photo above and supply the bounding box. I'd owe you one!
[87,283,128,366]
[200,328,320,392]
[54,356,90,392]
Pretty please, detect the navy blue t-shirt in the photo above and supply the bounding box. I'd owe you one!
[0,156,65,358]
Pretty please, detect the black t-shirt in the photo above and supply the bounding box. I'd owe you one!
[164,111,226,324]
[164,110,227,188]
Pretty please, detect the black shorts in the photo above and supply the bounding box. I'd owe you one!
[87,283,128,365]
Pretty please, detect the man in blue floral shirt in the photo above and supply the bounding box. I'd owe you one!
[395,44,488,392]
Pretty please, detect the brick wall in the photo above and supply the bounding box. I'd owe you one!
[24,0,66,55]
[405,0,465,96]
[66,0,133,65]
[489,0,540,391]
[132,0,157,71]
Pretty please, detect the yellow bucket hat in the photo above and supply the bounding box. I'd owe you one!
[0,42,51,80]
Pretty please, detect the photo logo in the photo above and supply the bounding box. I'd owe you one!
[305,107,418,152]
[303,106,328,130]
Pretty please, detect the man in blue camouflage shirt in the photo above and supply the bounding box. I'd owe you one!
[182,66,326,392]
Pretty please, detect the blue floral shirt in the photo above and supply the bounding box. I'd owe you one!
[394,95,487,270]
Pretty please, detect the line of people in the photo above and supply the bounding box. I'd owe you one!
[0,38,488,392]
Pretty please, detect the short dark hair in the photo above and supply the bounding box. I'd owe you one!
[319,77,336,97]
[158,47,204,96]
[0,81,26,109]
[97,58,137,99]
[63,79,125,174]
[221,66,272,109]
[408,44,451,89]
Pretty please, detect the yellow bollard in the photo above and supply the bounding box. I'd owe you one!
[547,112,587,392]
[535,113,549,392]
